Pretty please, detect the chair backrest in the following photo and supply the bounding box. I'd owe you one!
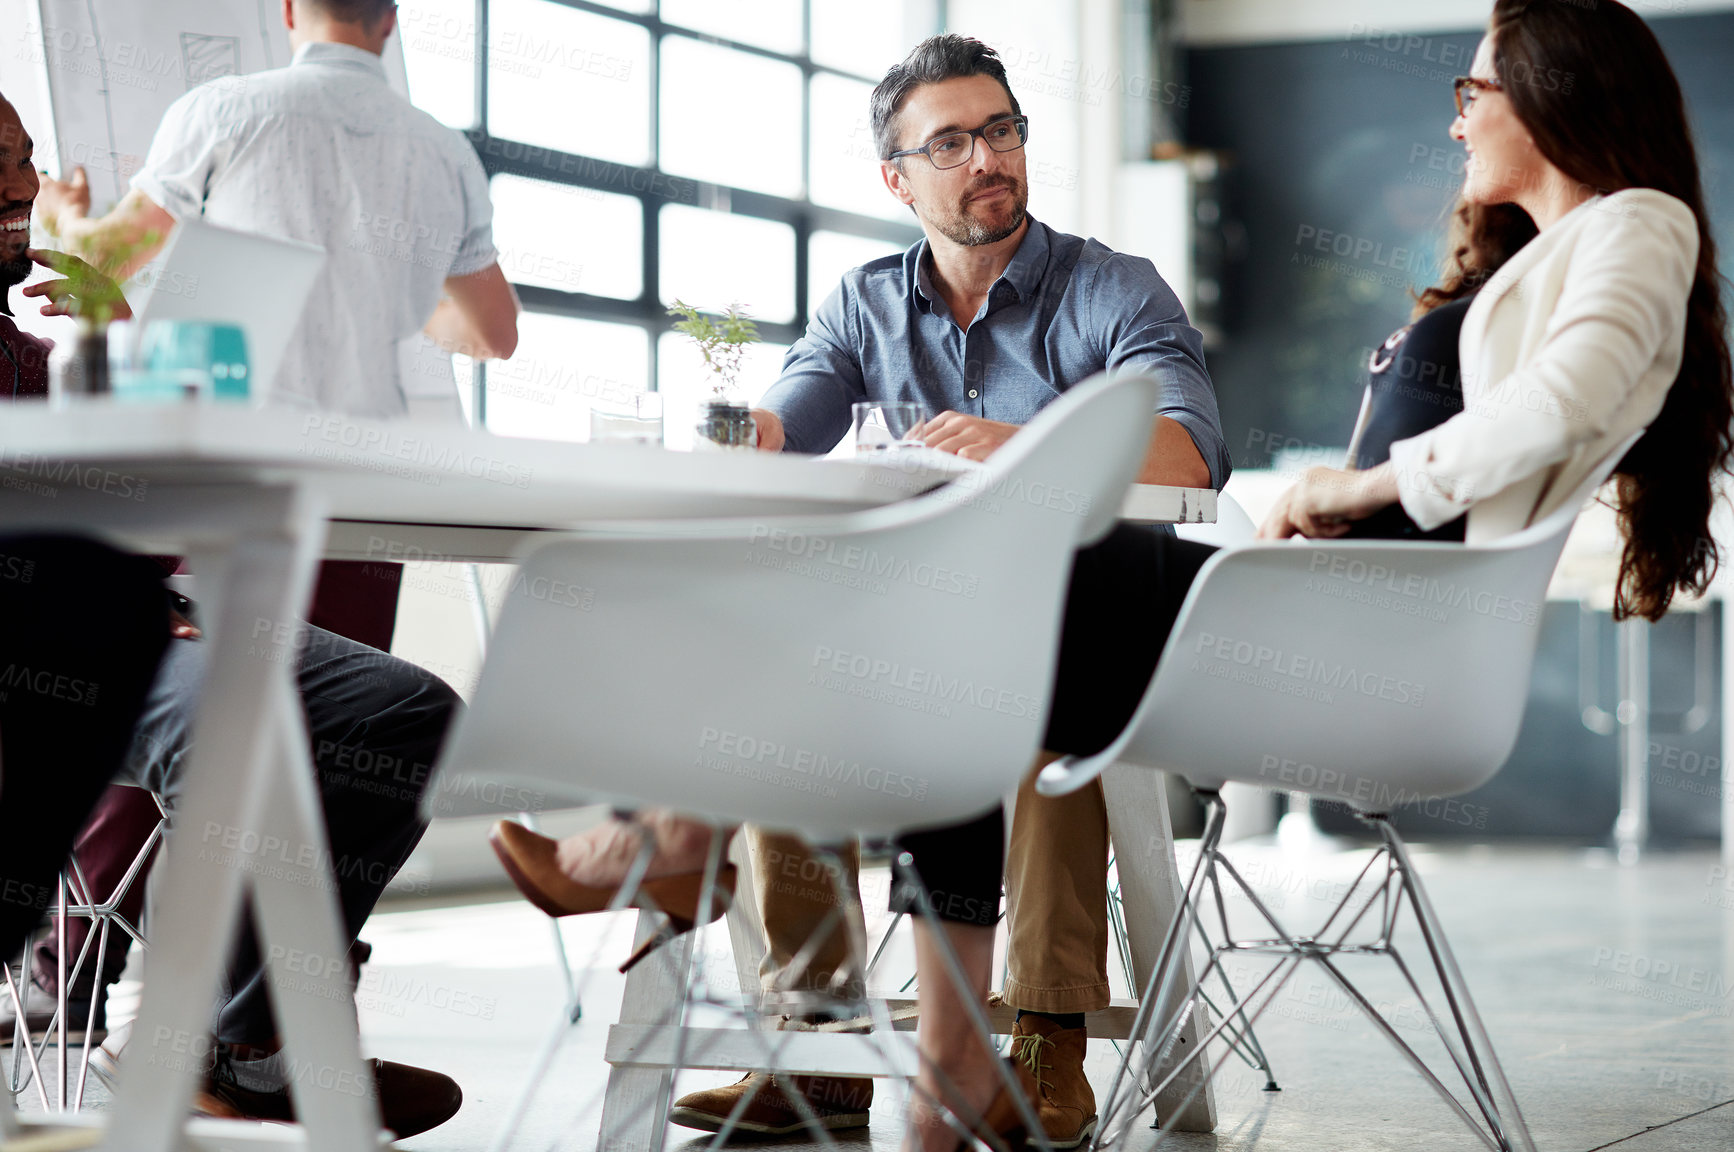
[427,372,1159,841]
[1038,435,1640,808]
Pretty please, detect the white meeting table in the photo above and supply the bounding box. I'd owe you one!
[0,402,1214,1152]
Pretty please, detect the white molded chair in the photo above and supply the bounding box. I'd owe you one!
[4,785,165,1114]
[429,372,1162,1152]
[1037,438,1640,1152]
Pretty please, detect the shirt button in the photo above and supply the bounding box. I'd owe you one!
[967,389,979,399]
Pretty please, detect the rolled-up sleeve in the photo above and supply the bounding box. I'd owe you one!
[447,135,498,278]
[1089,254,1231,490]
[758,281,868,454]
[131,87,221,220]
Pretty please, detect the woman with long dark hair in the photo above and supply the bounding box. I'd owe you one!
[493,3,1731,1148]
[1268,0,1732,621]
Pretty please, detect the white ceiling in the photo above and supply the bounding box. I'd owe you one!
[1176,0,1734,48]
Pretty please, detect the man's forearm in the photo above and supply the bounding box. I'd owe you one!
[1137,416,1212,488]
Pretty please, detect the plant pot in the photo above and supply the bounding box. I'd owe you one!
[50,320,111,400]
[694,398,757,451]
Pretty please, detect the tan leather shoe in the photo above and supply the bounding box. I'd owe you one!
[669,1070,873,1135]
[194,1046,462,1140]
[1010,1014,1097,1149]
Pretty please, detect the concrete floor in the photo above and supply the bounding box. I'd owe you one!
[12,840,1734,1151]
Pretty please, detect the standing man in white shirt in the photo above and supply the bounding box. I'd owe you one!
[36,0,520,416]
[23,1,519,1138]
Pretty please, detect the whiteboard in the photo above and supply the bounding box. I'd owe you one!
[25,0,410,211]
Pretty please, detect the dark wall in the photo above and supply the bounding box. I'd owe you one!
[1183,13,1734,473]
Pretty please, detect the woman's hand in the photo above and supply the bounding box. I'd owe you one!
[20,248,131,321]
[1258,462,1400,539]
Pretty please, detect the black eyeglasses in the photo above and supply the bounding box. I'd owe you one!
[887,114,1030,170]
[1453,76,1504,117]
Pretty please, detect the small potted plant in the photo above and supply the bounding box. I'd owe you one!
[34,229,157,398]
[668,299,759,450]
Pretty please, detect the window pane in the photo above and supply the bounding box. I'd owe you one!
[485,313,650,441]
[398,0,477,129]
[660,38,802,197]
[490,175,643,299]
[657,333,790,451]
[660,0,803,55]
[660,205,796,324]
[808,73,905,221]
[488,0,651,167]
[807,230,905,317]
[952,3,1085,233]
[811,0,915,78]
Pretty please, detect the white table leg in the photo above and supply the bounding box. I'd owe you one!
[249,672,388,1147]
[598,914,691,1152]
[103,485,377,1152]
[1103,765,1218,1133]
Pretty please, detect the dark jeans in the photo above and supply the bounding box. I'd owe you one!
[890,527,1218,926]
[114,622,457,1045]
[33,560,410,1002]
[0,536,170,962]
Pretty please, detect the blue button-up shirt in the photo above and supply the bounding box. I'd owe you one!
[760,217,1231,490]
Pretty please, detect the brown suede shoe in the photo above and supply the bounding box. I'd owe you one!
[194,1049,462,1140]
[1010,1015,1097,1149]
[669,1070,873,1135]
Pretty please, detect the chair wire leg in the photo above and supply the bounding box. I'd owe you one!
[4,963,49,1110]
[517,811,581,1022]
[487,829,659,1152]
[1186,939,1278,1091]
[1130,953,1304,1149]
[866,911,903,983]
[820,847,912,1126]
[54,874,66,1111]
[647,825,731,1152]
[1307,954,1501,1150]
[701,844,900,1152]
[1374,817,1536,1152]
[71,924,110,1112]
[1091,793,1225,1147]
[895,858,1053,1152]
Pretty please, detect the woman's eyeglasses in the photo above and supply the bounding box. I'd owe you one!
[1453,76,1504,117]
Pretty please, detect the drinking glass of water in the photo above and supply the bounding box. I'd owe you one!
[590,392,665,446]
[852,401,927,453]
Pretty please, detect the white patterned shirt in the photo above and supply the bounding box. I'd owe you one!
[133,42,497,417]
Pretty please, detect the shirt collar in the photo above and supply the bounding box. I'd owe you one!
[292,41,388,78]
[910,215,1051,314]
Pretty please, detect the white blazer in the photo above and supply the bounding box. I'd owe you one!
[1388,188,1699,541]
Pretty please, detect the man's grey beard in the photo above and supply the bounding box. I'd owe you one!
[927,177,1029,247]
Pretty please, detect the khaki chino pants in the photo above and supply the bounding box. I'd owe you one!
[745,774,1110,1014]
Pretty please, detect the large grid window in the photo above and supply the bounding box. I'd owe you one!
[401,0,935,442]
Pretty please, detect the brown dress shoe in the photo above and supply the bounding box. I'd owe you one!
[670,1070,873,1135]
[194,1049,462,1140]
[1010,1015,1097,1149]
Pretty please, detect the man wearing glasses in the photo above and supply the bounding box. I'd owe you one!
[668,34,1229,1150]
